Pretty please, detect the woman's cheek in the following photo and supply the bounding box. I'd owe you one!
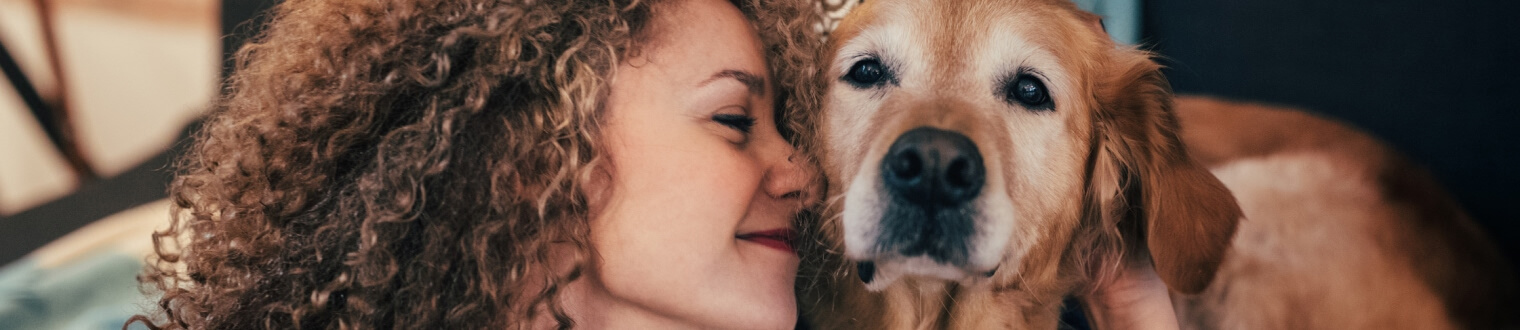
[673,144,765,212]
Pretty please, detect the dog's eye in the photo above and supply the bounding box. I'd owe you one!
[1005,74,1053,110]
[844,59,888,87]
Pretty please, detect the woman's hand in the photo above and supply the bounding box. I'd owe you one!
[1081,262,1182,330]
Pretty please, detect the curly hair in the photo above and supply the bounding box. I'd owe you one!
[131,0,824,329]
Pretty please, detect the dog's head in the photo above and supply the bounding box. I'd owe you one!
[818,0,1240,294]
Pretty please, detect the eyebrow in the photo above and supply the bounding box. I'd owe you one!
[699,69,768,97]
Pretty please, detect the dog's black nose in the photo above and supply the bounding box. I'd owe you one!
[881,127,985,207]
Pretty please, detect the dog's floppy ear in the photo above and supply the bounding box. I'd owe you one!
[1088,49,1242,294]
[1074,10,1108,39]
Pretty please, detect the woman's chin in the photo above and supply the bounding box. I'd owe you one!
[710,266,798,329]
[747,277,800,328]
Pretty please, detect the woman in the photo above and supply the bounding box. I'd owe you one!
[134,0,824,328]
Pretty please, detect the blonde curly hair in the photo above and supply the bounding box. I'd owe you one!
[131,0,824,328]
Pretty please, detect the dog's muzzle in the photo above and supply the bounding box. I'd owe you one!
[874,126,986,265]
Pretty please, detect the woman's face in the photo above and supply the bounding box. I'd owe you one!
[579,0,815,328]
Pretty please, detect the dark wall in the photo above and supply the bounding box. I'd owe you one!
[1143,0,1520,263]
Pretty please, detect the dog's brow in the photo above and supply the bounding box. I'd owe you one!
[700,69,767,97]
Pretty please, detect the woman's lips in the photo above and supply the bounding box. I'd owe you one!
[737,229,796,254]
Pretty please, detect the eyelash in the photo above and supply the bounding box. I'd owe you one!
[713,113,756,134]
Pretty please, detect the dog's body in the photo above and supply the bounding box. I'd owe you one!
[799,0,1514,328]
[1171,97,1516,329]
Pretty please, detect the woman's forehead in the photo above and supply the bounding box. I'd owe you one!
[636,0,770,84]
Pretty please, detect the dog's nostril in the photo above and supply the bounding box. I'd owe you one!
[889,149,923,181]
[946,158,974,188]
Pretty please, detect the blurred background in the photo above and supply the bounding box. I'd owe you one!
[1,0,214,254]
[0,0,1515,328]
[1,0,221,327]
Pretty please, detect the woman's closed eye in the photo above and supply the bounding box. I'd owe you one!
[713,113,757,134]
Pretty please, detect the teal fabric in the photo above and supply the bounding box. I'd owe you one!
[1073,0,1142,45]
[0,252,155,330]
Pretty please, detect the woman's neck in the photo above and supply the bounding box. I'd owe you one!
[551,272,705,330]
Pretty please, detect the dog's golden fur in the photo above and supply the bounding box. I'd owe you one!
[799,0,1515,329]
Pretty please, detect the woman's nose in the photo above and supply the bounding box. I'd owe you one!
[763,147,820,206]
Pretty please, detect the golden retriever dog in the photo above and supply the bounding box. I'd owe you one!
[797,0,1515,328]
